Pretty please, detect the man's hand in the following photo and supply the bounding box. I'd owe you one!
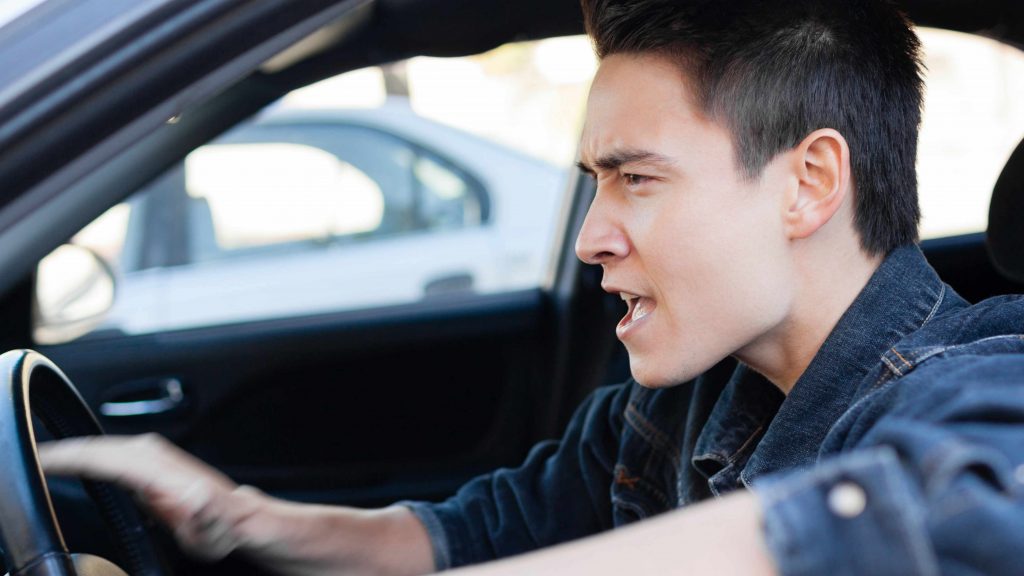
[39,434,263,560]
[39,434,435,576]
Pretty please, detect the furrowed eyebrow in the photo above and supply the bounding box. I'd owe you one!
[577,148,675,175]
[575,160,595,176]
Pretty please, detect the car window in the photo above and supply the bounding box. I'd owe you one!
[35,36,596,341]
[183,141,388,262]
[917,28,1024,239]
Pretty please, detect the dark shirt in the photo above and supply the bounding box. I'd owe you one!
[405,245,1024,575]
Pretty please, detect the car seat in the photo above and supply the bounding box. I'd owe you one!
[187,195,221,263]
[987,137,1024,283]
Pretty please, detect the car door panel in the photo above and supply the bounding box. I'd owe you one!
[40,288,552,507]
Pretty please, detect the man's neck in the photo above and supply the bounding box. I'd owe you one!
[736,236,883,395]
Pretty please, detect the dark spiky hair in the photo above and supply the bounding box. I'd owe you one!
[581,0,924,255]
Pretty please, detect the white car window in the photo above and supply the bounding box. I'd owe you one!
[177,127,484,264]
[185,142,387,254]
[35,36,596,340]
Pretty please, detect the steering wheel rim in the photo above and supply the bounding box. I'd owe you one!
[0,349,170,576]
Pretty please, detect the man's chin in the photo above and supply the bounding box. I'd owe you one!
[629,360,700,389]
[622,350,712,385]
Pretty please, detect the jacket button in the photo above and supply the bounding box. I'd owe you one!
[827,481,867,518]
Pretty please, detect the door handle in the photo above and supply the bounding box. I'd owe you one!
[423,272,474,296]
[99,378,185,417]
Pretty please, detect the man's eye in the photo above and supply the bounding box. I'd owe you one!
[623,173,650,187]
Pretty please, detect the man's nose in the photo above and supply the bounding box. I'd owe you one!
[574,193,630,265]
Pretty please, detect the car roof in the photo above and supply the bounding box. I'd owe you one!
[267,0,1024,93]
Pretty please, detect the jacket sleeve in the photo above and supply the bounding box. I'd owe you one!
[753,353,1024,576]
[402,382,631,570]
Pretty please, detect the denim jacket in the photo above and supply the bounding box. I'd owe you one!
[405,245,1024,575]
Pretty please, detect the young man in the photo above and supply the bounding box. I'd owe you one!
[41,1,1024,574]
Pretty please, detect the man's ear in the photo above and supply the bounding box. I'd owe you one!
[783,128,851,240]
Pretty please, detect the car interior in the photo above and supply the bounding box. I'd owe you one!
[0,0,1022,574]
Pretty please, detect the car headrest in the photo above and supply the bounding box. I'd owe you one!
[987,137,1024,283]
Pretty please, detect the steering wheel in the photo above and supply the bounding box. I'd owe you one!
[0,350,170,576]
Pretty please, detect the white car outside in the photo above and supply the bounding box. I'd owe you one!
[101,98,568,335]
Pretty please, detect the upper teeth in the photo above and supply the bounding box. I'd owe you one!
[620,292,639,302]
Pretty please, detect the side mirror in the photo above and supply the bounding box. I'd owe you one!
[33,244,117,345]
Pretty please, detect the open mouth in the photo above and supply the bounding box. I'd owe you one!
[617,292,654,336]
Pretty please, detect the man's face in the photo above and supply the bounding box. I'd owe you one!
[576,53,796,388]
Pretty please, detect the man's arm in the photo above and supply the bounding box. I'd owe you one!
[39,427,778,576]
[231,496,434,576]
[447,491,777,576]
[39,434,434,576]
